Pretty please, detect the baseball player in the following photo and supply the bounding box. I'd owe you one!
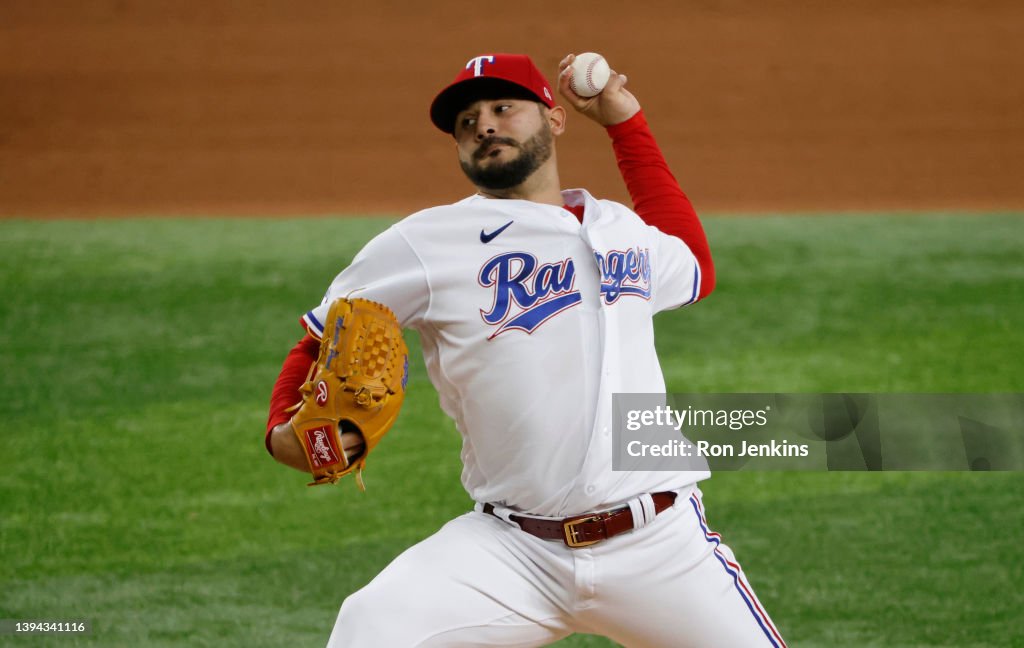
[266,53,786,647]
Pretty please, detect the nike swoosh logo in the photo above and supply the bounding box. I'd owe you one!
[480,220,514,244]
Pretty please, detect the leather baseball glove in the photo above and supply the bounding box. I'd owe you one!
[288,297,409,489]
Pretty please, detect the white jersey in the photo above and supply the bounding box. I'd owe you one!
[303,189,710,516]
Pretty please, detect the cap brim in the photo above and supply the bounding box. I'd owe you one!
[430,77,548,134]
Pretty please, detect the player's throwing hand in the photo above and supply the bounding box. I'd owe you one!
[558,52,641,126]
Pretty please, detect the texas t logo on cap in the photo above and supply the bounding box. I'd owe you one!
[430,53,556,134]
[467,55,496,76]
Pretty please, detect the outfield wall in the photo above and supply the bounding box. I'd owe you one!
[1,1,1022,216]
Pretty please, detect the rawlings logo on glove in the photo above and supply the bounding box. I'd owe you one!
[288,298,409,488]
[307,427,340,467]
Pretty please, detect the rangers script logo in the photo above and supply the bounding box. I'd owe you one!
[594,247,652,303]
[477,248,653,338]
[478,252,581,338]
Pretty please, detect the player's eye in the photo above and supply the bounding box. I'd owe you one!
[460,117,477,129]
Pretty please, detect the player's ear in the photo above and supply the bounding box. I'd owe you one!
[547,105,567,136]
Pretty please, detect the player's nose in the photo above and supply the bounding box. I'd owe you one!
[474,118,497,140]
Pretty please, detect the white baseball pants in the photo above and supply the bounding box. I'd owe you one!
[326,487,786,647]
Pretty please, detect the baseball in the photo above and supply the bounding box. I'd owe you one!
[569,52,610,98]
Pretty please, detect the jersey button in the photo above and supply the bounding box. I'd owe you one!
[585,485,596,495]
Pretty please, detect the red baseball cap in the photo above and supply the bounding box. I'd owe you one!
[430,54,556,134]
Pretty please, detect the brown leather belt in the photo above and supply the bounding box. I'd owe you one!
[483,491,677,548]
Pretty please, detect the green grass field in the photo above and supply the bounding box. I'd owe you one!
[2,214,1022,647]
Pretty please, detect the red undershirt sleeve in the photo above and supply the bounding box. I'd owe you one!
[606,110,715,300]
[265,330,320,456]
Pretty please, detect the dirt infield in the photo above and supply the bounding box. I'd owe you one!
[2,1,1022,217]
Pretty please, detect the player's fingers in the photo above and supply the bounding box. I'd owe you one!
[557,65,587,106]
[340,431,364,451]
[558,53,575,74]
[603,70,627,95]
[558,60,576,86]
[592,70,641,125]
[340,431,366,460]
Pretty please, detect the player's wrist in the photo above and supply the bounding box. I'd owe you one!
[269,421,313,472]
[605,109,647,138]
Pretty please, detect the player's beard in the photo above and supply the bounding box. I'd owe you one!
[460,122,553,192]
